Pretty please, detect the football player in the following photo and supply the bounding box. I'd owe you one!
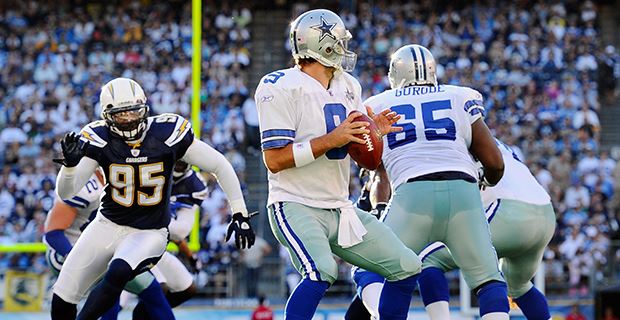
[44,170,176,320]
[44,169,105,276]
[52,77,255,320]
[346,139,556,320]
[417,139,556,320]
[255,9,422,320]
[362,44,510,320]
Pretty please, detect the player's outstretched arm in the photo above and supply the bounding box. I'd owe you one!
[181,139,247,214]
[470,119,504,186]
[181,139,256,249]
[263,111,370,173]
[56,157,99,199]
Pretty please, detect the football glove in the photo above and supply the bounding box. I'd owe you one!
[225,211,257,249]
[53,132,88,167]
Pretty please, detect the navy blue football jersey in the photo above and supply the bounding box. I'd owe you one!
[80,114,194,229]
[170,170,208,208]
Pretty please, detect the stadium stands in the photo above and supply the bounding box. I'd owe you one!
[0,0,619,301]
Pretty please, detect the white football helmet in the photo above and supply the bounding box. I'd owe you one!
[388,44,437,89]
[100,77,150,141]
[290,9,357,72]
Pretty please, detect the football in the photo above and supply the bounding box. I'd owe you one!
[347,112,383,170]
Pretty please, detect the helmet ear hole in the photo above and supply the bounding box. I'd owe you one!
[325,47,333,54]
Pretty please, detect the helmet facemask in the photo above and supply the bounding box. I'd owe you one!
[330,32,357,72]
[102,104,149,141]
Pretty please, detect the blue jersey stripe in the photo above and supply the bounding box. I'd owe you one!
[261,139,293,150]
[261,129,296,140]
[72,196,90,207]
[63,199,86,209]
[464,100,484,111]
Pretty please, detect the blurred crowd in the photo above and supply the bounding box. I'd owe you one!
[0,0,254,291]
[1,0,620,299]
[334,0,620,296]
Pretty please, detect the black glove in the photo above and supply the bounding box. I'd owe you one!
[53,132,88,167]
[225,212,256,249]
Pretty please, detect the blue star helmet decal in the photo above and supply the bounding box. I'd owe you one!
[312,17,337,42]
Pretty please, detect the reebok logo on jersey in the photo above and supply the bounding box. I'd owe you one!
[261,95,274,103]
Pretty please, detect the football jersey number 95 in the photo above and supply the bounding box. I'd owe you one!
[109,162,165,207]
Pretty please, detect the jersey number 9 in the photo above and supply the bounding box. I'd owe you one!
[109,163,165,207]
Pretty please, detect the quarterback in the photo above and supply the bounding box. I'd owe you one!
[51,77,255,320]
[362,44,510,320]
[256,9,422,320]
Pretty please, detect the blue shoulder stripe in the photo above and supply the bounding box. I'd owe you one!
[261,129,296,140]
[262,139,293,150]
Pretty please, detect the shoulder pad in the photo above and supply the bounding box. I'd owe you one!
[80,121,108,148]
[150,114,193,147]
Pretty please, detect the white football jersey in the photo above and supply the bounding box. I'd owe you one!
[364,85,484,189]
[60,173,105,244]
[481,140,551,207]
[255,66,365,208]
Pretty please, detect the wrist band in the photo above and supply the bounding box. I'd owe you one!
[293,141,315,167]
[230,199,248,217]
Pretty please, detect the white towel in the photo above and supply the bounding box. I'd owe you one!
[338,205,368,248]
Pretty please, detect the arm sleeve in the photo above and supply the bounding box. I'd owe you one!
[55,157,99,199]
[181,139,248,216]
[255,83,297,150]
[168,205,196,241]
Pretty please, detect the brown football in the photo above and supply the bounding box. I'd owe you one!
[347,112,383,170]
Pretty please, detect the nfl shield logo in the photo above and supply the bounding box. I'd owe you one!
[131,149,140,157]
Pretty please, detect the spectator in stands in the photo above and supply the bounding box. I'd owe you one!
[566,303,587,320]
[251,296,274,320]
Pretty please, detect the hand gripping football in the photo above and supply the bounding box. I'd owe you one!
[347,112,383,170]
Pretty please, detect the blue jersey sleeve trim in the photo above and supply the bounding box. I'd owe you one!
[261,129,296,140]
[63,199,87,209]
[72,196,90,207]
[261,139,293,150]
[464,100,485,117]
